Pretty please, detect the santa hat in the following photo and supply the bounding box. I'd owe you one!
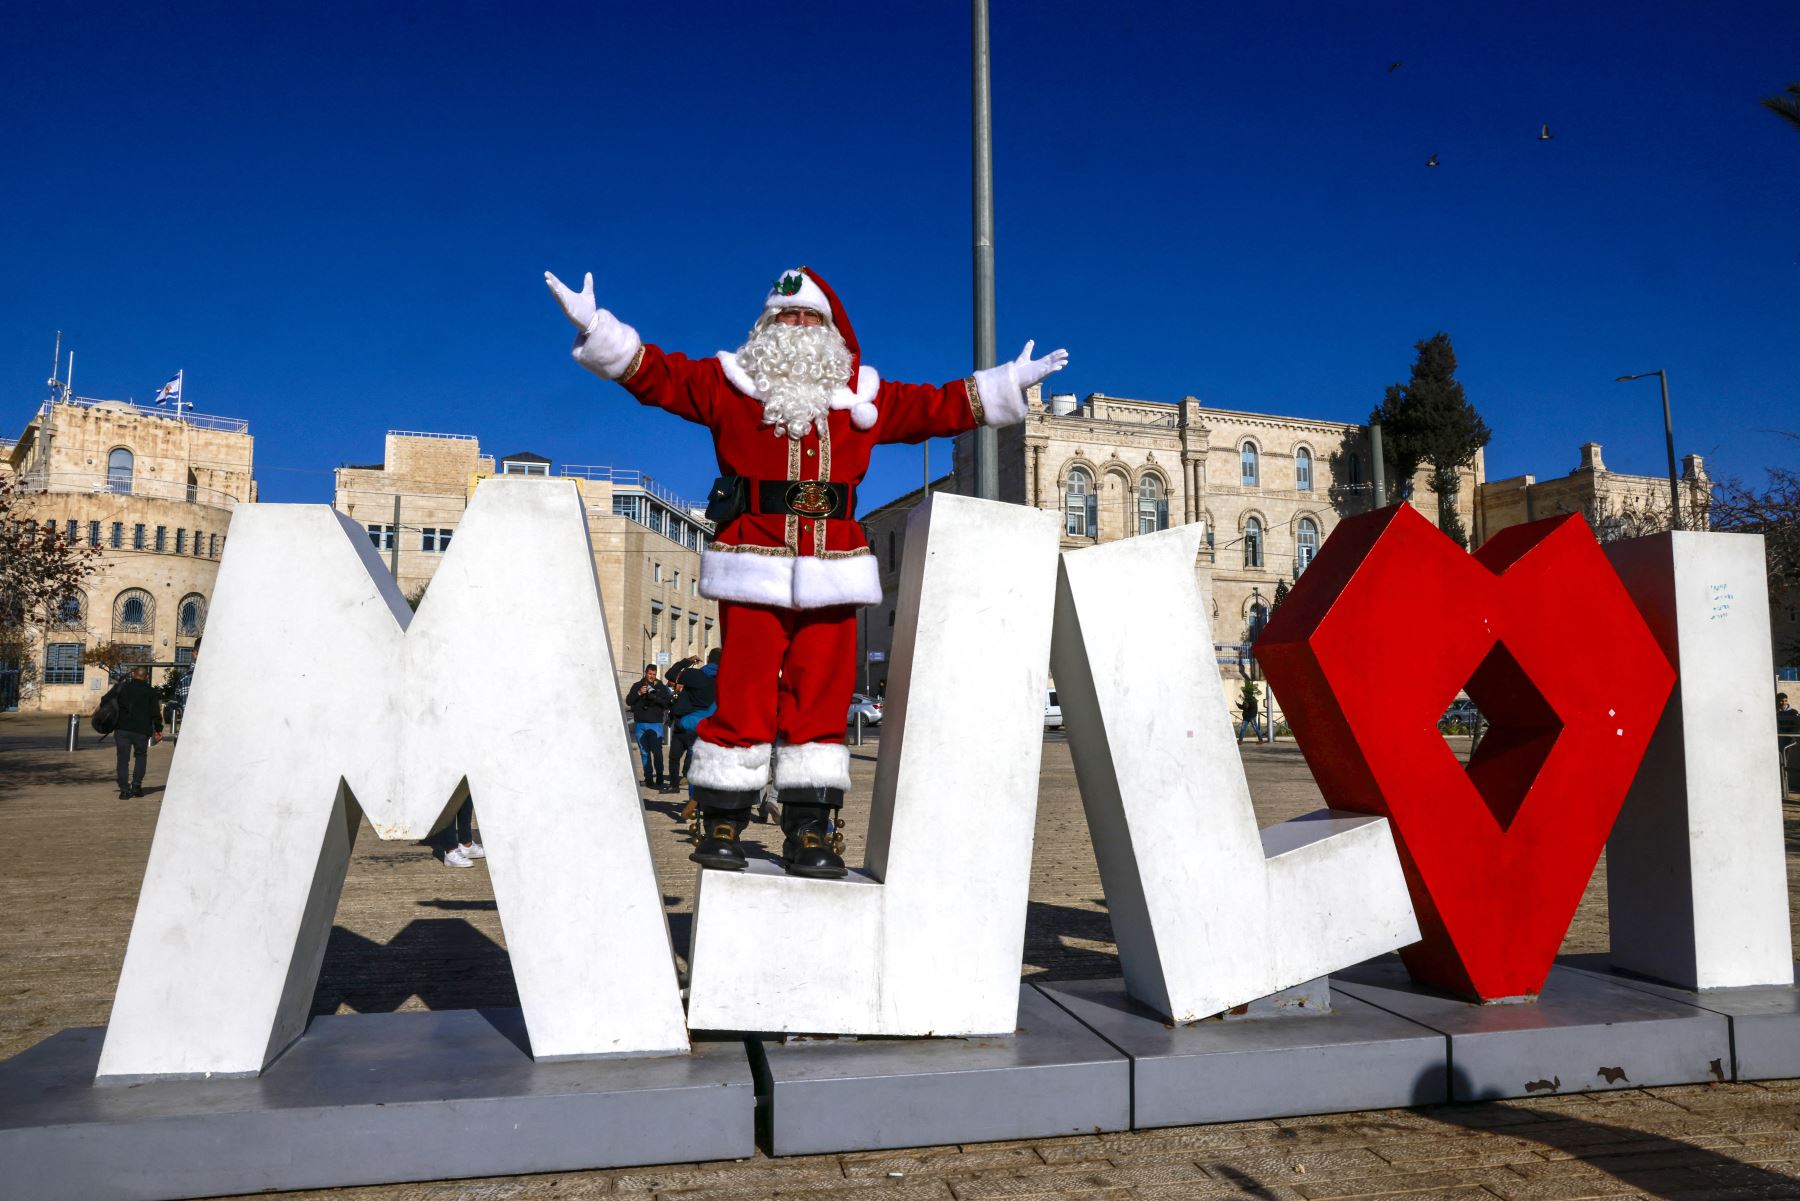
[762,267,877,429]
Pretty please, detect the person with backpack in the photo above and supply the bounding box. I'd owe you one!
[668,649,721,795]
[108,666,164,799]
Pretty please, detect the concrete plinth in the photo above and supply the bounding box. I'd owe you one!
[756,986,1128,1156]
[0,1010,753,1201]
[1561,955,1800,1081]
[1037,979,1447,1128]
[1333,956,1731,1101]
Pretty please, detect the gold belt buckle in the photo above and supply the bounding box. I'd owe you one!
[786,481,837,518]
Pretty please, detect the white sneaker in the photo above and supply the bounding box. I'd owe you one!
[445,846,474,868]
[461,841,486,860]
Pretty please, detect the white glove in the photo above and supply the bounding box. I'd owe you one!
[546,269,643,380]
[545,270,598,332]
[1010,340,1070,390]
[971,339,1070,426]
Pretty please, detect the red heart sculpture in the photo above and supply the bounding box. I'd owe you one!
[1258,505,1675,1001]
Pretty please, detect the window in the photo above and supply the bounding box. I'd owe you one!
[175,529,187,555]
[1137,476,1169,535]
[186,470,198,503]
[887,531,897,571]
[501,459,550,476]
[653,562,663,583]
[153,526,166,552]
[65,519,78,544]
[1064,467,1096,537]
[673,570,681,592]
[421,528,453,552]
[114,589,155,634]
[50,593,84,628]
[690,578,698,597]
[366,524,395,550]
[110,522,123,549]
[1347,454,1362,487]
[44,643,84,686]
[612,495,643,521]
[1249,600,1270,642]
[1244,517,1264,568]
[87,521,100,547]
[132,524,146,550]
[193,529,204,556]
[649,601,662,636]
[178,594,206,637]
[107,448,134,494]
[1296,448,1313,491]
[1297,518,1320,574]
[1241,442,1259,487]
[209,534,219,557]
[174,646,195,670]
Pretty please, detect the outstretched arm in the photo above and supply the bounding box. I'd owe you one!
[874,340,1069,444]
[546,270,717,425]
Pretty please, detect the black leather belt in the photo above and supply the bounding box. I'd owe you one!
[705,476,857,525]
[755,480,855,520]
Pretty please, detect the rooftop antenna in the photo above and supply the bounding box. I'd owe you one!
[48,331,61,394]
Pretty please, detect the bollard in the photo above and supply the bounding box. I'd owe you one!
[66,713,79,752]
[854,712,864,747]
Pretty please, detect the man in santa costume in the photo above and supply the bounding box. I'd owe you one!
[547,266,1066,879]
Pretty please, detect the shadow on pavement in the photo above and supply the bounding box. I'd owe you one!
[311,919,520,1016]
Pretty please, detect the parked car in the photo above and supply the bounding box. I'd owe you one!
[848,693,883,726]
[1044,689,1064,730]
[1438,698,1480,733]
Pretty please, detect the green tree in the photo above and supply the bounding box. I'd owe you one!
[1762,83,1800,133]
[1370,332,1490,547]
[1269,577,1290,615]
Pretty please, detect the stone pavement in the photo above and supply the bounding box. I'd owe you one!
[2,713,1797,1201]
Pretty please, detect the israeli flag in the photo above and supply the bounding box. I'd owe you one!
[152,372,182,406]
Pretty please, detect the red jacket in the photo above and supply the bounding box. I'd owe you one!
[599,343,1008,610]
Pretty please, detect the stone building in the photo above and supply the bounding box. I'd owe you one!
[858,388,1480,682]
[1475,441,1710,545]
[4,392,255,712]
[333,432,718,694]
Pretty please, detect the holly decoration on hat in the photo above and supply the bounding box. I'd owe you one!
[774,273,804,296]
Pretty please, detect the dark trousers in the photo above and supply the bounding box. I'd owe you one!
[669,724,697,783]
[454,797,474,844]
[114,731,150,792]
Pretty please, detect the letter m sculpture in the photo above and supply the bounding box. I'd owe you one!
[96,480,689,1083]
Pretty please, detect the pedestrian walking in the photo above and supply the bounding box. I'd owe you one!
[444,794,486,869]
[624,664,674,789]
[1236,684,1266,745]
[109,666,163,799]
[1778,692,1798,797]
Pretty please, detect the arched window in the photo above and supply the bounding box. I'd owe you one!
[1249,598,1270,641]
[1137,475,1169,535]
[1295,447,1313,491]
[1297,518,1320,574]
[50,592,84,628]
[178,593,206,637]
[1240,442,1259,487]
[113,589,155,634]
[1244,516,1264,568]
[107,448,135,494]
[1064,467,1096,537]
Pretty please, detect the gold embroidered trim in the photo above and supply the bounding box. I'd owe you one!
[619,345,646,382]
[785,437,802,553]
[817,547,873,560]
[964,376,986,426]
[708,542,796,557]
[814,421,833,554]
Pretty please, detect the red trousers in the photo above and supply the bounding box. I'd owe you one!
[697,601,856,750]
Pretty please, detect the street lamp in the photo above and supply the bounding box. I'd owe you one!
[1614,370,1682,531]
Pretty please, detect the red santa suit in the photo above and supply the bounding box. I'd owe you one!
[568,268,1032,798]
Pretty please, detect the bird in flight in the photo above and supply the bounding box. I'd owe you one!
[1387,60,1403,73]
[1426,153,1440,167]
[1539,123,1555,140]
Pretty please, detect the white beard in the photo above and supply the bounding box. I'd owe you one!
[735,321,854,439]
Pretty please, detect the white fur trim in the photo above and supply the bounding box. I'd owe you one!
[699,547,796,608]
[763,269,832,319]
[571,310,643,380]
[698,547,882,610]
[792,552,882,608]
[971,361,1029,427]
[715,353,880,426]
[774,741,852,790]
[688,740,772,791]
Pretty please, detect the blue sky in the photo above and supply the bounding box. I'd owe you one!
[3,0,1795,511]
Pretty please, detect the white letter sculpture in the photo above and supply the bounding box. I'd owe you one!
[1604,531,1795,989]
[685,494,1062,1035]
[1050,525,1420,1022]
[97,480,688,1082]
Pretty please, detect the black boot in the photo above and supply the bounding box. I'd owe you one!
[778,788,847,879]
[689,786,757,871]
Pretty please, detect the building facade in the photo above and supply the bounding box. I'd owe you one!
[4,393,255,712]
[859,388,1481,682]
[1476,441,1710,545]
[333,432,719,694]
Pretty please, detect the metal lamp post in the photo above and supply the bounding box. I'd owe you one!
[1615,370,1682,531]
